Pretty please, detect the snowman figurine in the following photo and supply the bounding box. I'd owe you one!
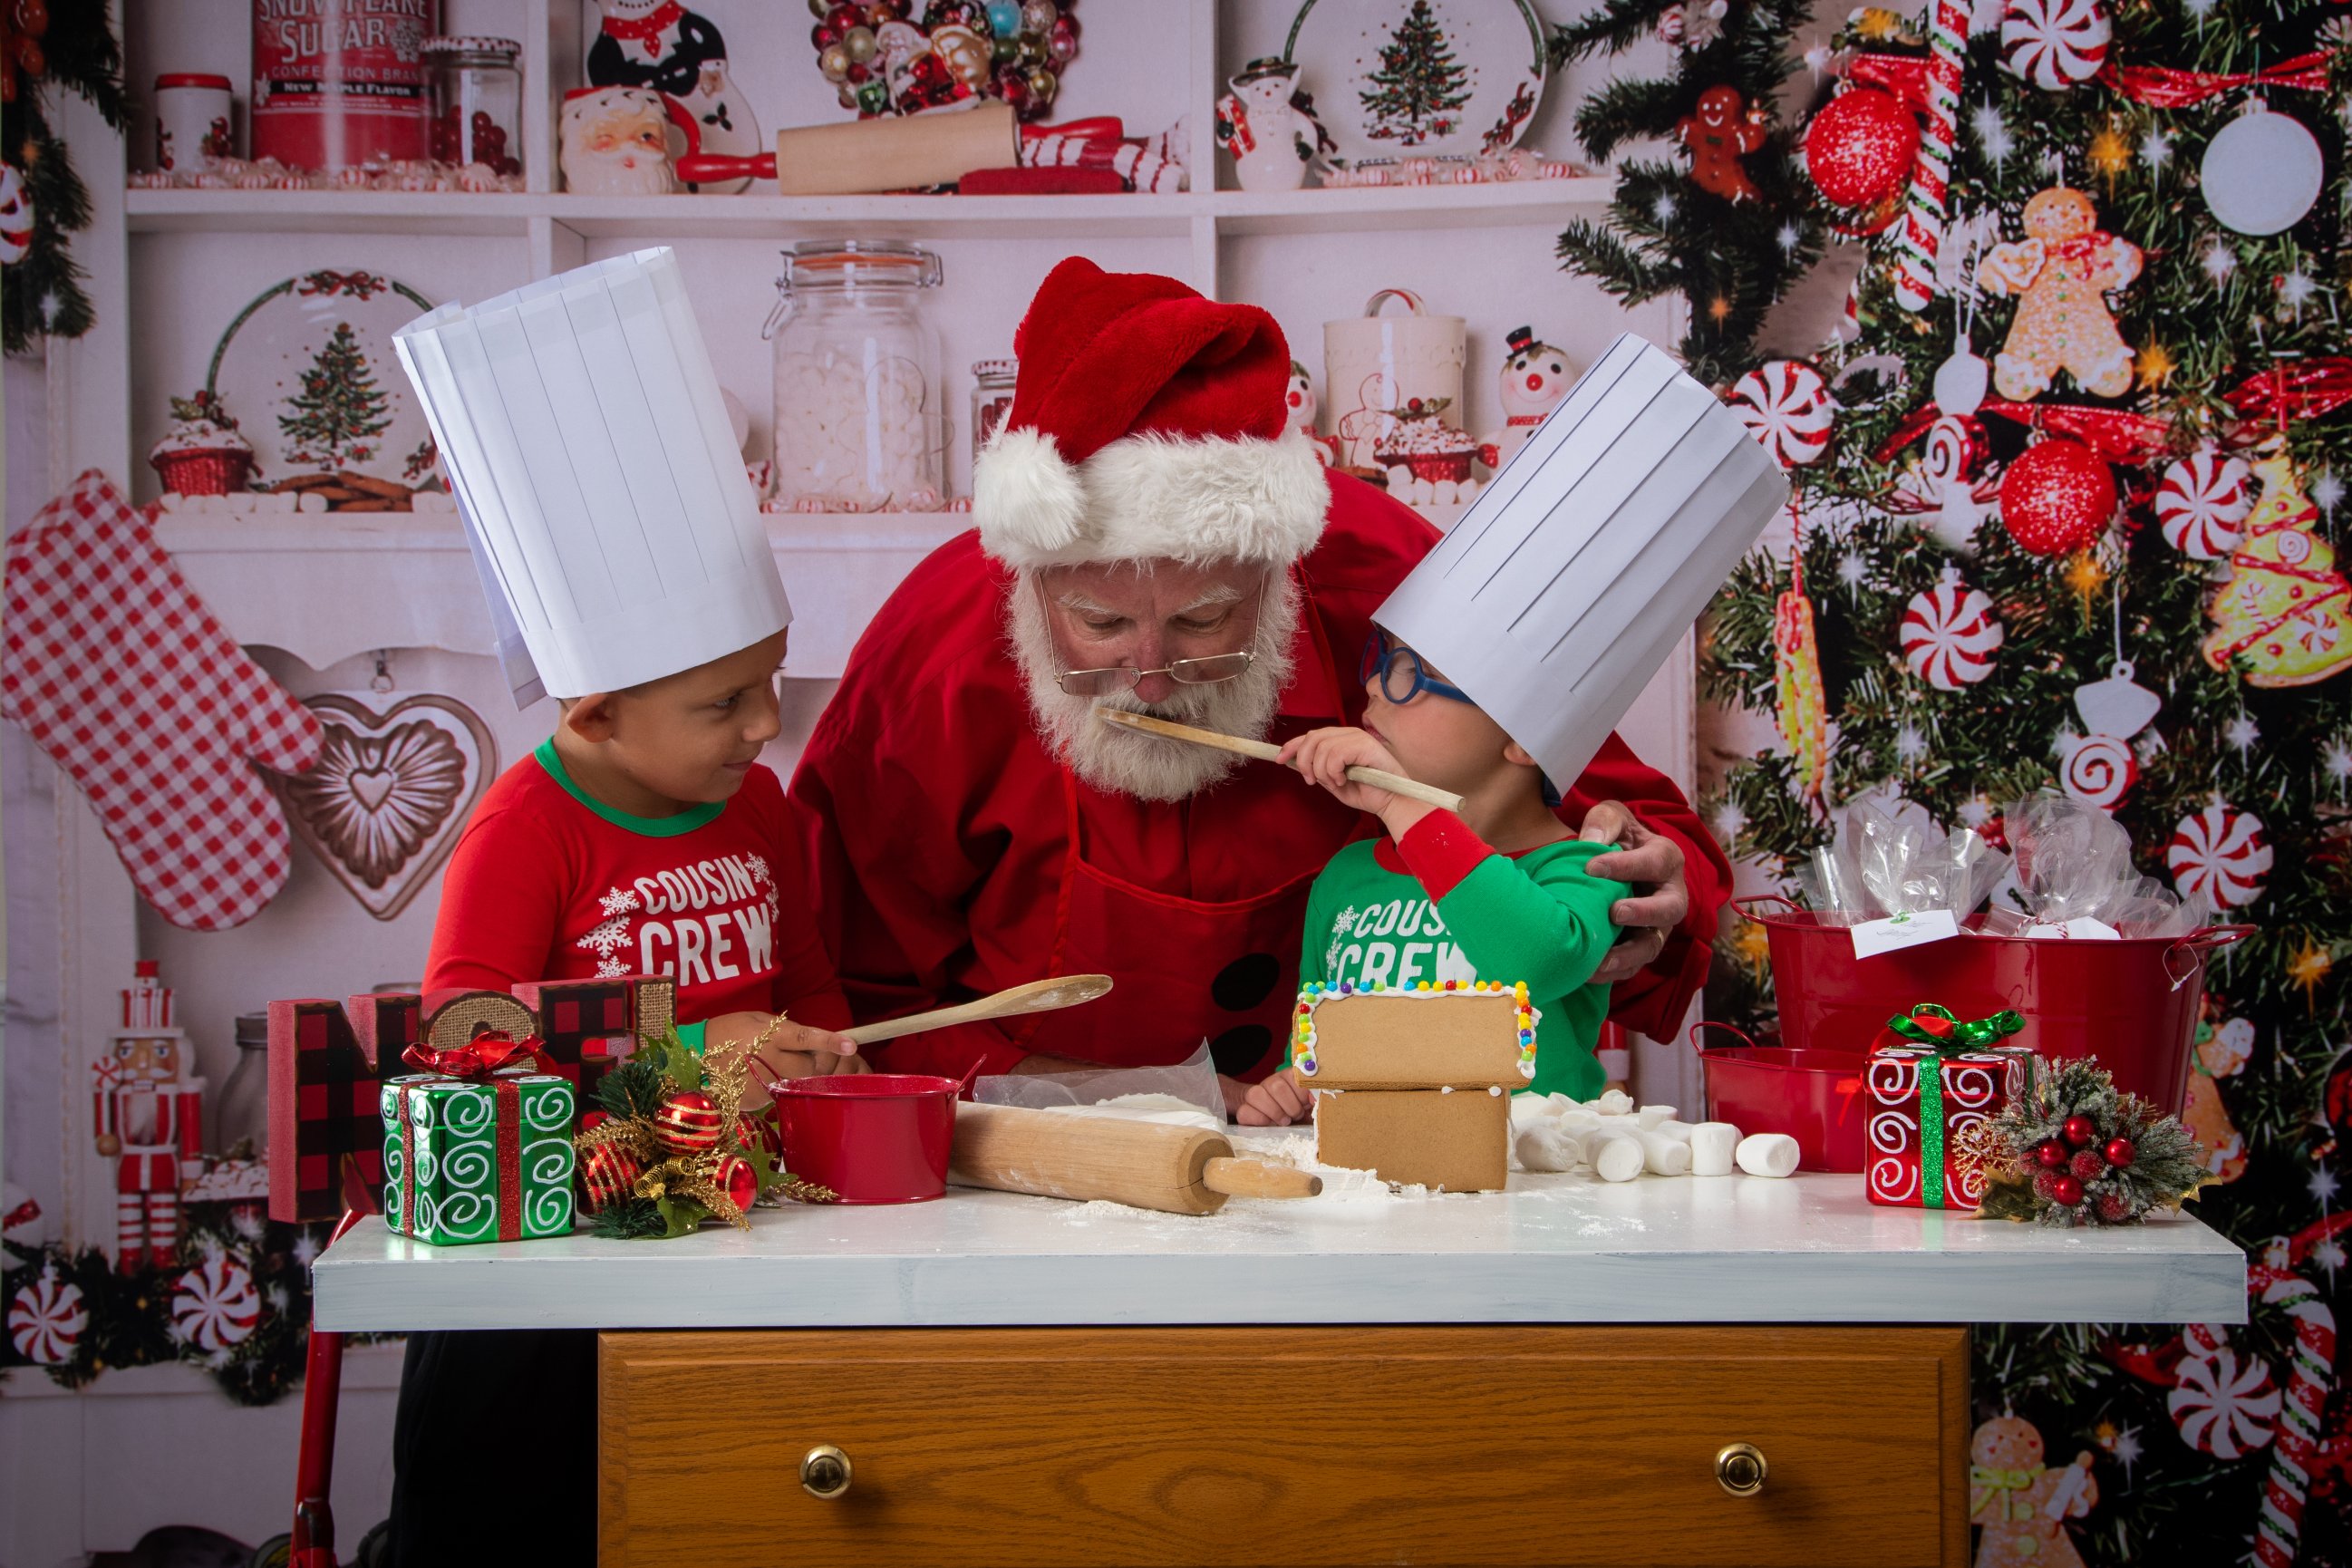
[587,0,763,193]
[1216,58,1332,193]
[1479,326,1575,474]
[1287,361,1339,466]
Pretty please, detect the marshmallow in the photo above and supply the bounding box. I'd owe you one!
[1689,1122,1741,1176]
[1508,1095,1557,1134]
[1593,1089,1635,1116]
[1545,1093,1583,1112]
[1515,1124,1583,1174]
[1592,1134,1646,1183]
[1735,1132,1800,1178]
[1637,1104,1679,1129]
[1637,1130,1691,1176]
[1651,1119,1698,1142]
[1558,1109,1602,1134]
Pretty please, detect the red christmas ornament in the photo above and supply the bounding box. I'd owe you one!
[2070,1148,2108,1182]
[653,1091,725,1156]
[714,1153,759,1213]
[2095,1190,2134,1223]
[580,1144,642,1215]
[2050,1174,2085,1206]
[2104,1137,2136,1168]
[736,1109,784,1161]
[1804,88,1920,208]
[2000,440,2116,557]
[2062,1113,2099,1147]
[2035,1139,2071,1169]
[2032,1169,2062,1200]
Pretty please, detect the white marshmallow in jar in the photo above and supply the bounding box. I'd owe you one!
[765,240,949,514]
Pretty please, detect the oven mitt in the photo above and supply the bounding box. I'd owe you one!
[1,470,323,929]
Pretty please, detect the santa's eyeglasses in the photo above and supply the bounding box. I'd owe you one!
[1057,651,1256,698]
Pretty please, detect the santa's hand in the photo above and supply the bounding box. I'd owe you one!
[1578,802,1690,984]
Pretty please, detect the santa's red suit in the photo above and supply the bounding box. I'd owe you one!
[792,260,1728,1082]
[94,1065,202,1271]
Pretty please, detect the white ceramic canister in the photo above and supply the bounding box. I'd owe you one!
[154,73,236,172]
[1322,289,1466,469]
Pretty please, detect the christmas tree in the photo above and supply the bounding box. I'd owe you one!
[1547,0,1824,385]
[1563,1,2352,1561]
[1360,0,1471,146]
[280,322,392,472]
[0,1,128,353]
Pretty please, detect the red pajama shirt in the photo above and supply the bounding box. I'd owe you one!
[424,740,851,1032]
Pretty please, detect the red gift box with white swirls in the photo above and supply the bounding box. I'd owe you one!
[1864,1046,2028,1208]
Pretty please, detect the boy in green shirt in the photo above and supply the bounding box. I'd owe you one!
[1235,632,1623,1123]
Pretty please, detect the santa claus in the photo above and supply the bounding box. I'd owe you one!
[558,85,678,197]
[791,260,1727,1111]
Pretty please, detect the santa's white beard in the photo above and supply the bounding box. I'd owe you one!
[1008,570,1300,804]
[560,136,677,196]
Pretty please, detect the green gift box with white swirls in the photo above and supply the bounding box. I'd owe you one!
[381,1070,576,1244]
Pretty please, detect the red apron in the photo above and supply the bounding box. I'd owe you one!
[1011,580,1354,1079]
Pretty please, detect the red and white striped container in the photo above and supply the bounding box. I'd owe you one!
[250,0,437,171]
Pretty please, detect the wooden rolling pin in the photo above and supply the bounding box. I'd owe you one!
[949,1100,1322,1216]
[1098,709,1465,812]
[677,101,1017,195]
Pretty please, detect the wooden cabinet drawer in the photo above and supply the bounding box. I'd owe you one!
[599,1324,1967,1567]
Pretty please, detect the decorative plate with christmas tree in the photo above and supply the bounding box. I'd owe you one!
[203,270,440,511]
[1282,0,1546,169]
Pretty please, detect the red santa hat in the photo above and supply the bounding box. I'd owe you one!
[974,257,1329,572]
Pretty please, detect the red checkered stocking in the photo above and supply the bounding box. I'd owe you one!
[1,471,323,929]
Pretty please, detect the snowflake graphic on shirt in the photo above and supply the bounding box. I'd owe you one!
[599,885,642,918]
[577,915,632,960]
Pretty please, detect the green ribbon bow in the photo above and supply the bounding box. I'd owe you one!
[1881,1004,2028,1208]
[1970,1464,2038,1521]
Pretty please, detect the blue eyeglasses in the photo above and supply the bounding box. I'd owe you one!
[1360,632,1472,705]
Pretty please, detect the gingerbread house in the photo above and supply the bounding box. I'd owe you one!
[1294,980,1536,1192]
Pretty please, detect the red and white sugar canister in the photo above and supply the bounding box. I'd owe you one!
[153,74,236,172]
[250,0,437,171]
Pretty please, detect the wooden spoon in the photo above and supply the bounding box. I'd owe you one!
[1096,709,1465,812]
[840,974,1116,1049]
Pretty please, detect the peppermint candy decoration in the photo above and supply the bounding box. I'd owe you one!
[1999,0,2110,89]
[2168,802,2273,908]
[2156,450,2255,561]
[2060,733,2136,811]
[170,1252,261,1352]
[8,1271,86,1365]
[1728,361,1837,469]
[2170,1342,2280,1459]
[1899,567,2003,690]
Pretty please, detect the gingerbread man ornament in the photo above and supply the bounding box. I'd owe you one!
[1969,1414,2098,1568]
[1677,85,1765,202]
[1979,186,2142,401]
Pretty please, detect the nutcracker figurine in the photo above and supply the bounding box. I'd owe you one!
[92,961,203,1272]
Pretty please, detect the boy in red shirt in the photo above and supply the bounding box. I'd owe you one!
[390,248,853,1565]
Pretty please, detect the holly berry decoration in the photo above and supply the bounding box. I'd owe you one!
[1803,87,1919,213]
[1999,438,2115,557]
[1960,1055,2210,1226]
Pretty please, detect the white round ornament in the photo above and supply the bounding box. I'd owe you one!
[1728,360,1836,469]
[2156,450,2255,560]
[1999,0,2110,89]
[2167,801,2273,908]
[2200,102,2324,237]
[170,1251,261,1352]
[1899,566,2003,690]
[7,1271,85,1365]
[2168,1345,2280,1460]
[2059,733,2136,809]
[1932,347,1989,418]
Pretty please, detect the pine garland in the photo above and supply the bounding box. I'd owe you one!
[0,0,126,353]
[1965,1057,2210,1225]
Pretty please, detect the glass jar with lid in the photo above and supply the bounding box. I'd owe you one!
[971,358,1019,469]
[421,36,523,178]
[764,241,949,514]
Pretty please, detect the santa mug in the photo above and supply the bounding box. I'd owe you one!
[154,73,235,173]
[560,85,685,196]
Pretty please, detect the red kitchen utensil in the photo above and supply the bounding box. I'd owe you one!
[1689,1021,1868,1173]
[768,1073,962,1204]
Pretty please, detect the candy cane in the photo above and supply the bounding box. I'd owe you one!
[1893,0,1968,310]
[2250,1220,2347,1568]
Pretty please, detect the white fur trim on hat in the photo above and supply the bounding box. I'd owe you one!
[975,427,1329,570]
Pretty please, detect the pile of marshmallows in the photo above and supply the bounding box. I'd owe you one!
[1509,1089,1799,1181]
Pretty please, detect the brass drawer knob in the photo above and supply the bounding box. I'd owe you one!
[801,1444,853,1500]
[1716,1442,1767,1497]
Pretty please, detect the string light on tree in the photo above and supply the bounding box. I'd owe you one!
[1972,101,2014,167]
[2224,711,2260,759]
[2314,469,2344,521]
[2140,128,2171,172]
[2323,737,2352,799]
[2204,238,2239,286]
[1653,191,1678,224]
[2279,271,2317,318]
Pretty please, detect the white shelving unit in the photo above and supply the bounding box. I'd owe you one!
[6,5,1692,1555]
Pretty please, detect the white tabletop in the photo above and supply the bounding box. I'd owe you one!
[311,1147,2246,1332]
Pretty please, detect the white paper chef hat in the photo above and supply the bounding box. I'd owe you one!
[1373,334,1788,789]
[392,247,790,706]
